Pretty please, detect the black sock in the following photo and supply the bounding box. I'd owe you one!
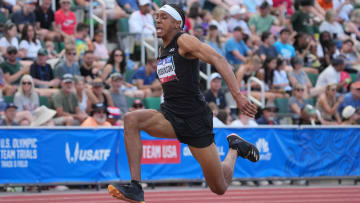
[131,180,141,188]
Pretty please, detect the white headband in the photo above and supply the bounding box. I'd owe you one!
[159,5,183,28]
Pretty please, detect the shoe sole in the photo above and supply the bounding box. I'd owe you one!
[108,185,145,203]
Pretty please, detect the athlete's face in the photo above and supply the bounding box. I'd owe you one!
[155,11,181,38]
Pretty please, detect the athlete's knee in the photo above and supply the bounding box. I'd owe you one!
[123,112,138,124]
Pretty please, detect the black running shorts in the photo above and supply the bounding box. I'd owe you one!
[159,104,215,148]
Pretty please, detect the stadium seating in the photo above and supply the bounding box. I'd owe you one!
[144,97,161,110]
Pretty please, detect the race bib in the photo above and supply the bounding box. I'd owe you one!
[157,56,178,84]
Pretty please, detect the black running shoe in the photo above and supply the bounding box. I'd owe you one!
[227,133,260,162]
[108,182,145,203]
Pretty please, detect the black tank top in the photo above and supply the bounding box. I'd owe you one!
[157,32,207,117]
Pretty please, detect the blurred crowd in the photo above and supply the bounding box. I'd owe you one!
[0,0,359,127]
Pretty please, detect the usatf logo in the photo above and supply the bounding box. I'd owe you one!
[256,138,272,161]
[65,142,111,164]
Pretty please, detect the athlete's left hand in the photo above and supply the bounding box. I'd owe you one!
[236,94,258,118]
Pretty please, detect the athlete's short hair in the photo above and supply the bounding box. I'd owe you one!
[167,4,186,29]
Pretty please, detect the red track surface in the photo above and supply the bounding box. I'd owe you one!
[1,186,360,203]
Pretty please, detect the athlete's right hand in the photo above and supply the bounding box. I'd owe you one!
[236,94,258,118]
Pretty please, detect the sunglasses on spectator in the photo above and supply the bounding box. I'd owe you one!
[94,110,107,114]
[8,51,17,55]
[356,88,360,91]
[66,52,76,56]
[296,88,304,92]
[22,82,32,85]
[133,104,143,108]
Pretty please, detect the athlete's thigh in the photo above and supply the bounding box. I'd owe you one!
[189,144,225,189]
[128,109,177,139]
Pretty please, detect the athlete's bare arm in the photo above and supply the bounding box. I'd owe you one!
[177,34,257,117]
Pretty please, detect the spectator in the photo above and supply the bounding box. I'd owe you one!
[129,99,144,112]
[109,73,128,118]
[227,5,250,35]
[316,84,343,123]
[30,48,60,88]
[0,46,29,85]
[334,0,354,23]
[93,0,127,21]
[249,2,277,36]
[13,74,39,112]
[102,48,126,84]
[293,33,317,70]
[263,56,289,98]
[216,109,232,125]
[44,39,59,59]
[92,30,109,61]
[74,76,90,114]
[131,57,161,97]
[129,0,155,36]
[0,22,19,55]
[208,102,226,127]
[10,0,36,29]
[341,105,359,125]
[274,28,295,61]
[55,0,77,36]
[257,31,278,61]
[35,0,56,39]
[0,103,18,126]
[81,103,112,127]
[299,104,322,125]
[205,25,224,56]
[288,56,313,98]
[235,56,262,91]
[80,50,100,83]
[291,0,316,35]
[317,0,333,11]
[54,46,81,79]
[52,74,88,126]
[256,101,279,125]
[229,109,258,127]
[273,58,292,93]
[224,26,251,67]
[273,0,294,16]
[315,56,346,92]
[288,84,310,123]
[75,23,90,56]
[319,10,346,40]
[30,105,56,126]
[209,6,228,37]
[19,24,42,60]
[340,39,360,71]
[193,25,205,42]
[338,81,360,114]
[204,72,227,110]
[87,77,114,113]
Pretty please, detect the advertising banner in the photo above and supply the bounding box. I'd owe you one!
[1,127,359,184]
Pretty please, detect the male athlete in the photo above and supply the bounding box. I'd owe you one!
[108,4,259,203]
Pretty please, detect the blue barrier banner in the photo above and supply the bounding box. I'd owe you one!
[0,127,359,184]
[0,129,119,184]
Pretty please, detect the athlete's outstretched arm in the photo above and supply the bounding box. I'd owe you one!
[177,34,257,117]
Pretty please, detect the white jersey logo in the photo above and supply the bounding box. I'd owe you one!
[157,56,178,84]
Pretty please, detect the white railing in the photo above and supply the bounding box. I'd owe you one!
[140,24,158,65]
[247,76,265,108]
[89,0,107,45]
